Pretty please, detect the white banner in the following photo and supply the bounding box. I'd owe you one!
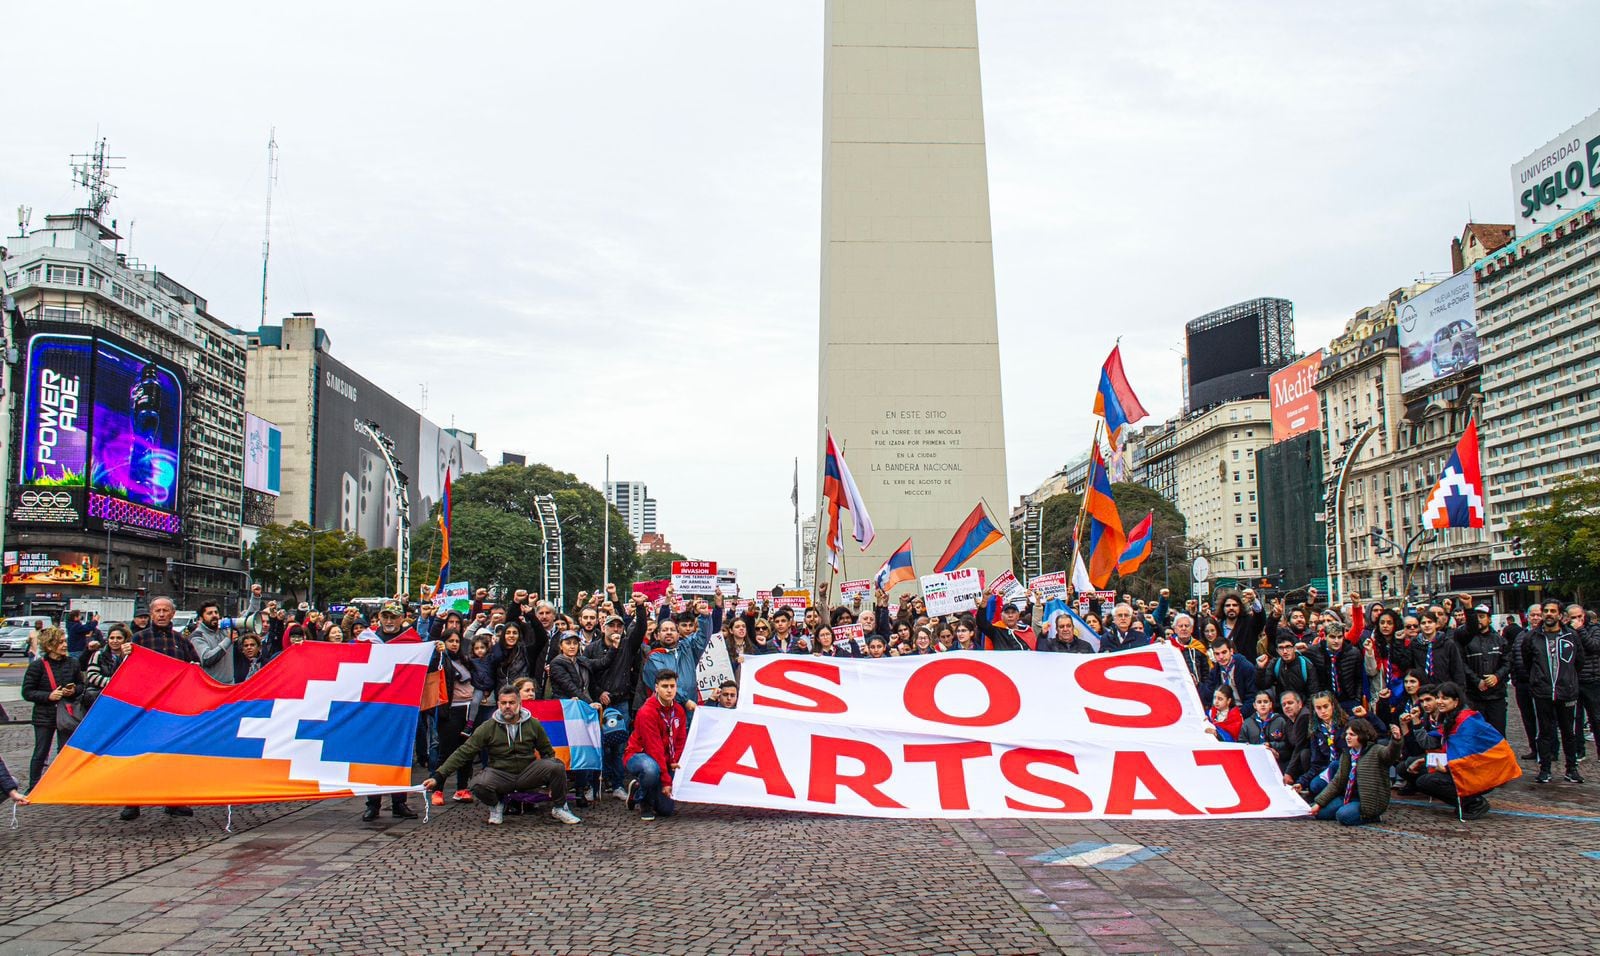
[673,708,1306,819]
[738,644,1211,744]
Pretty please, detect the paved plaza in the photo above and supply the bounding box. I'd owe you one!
[2,724,1599,955]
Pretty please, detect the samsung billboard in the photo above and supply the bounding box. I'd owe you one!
[11,330,186,539]
[1397,271,1478,394]
[312,354,487,550]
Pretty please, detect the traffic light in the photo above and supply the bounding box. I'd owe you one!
[1379,573,1390,594]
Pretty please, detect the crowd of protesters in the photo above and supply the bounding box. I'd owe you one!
[8,577,1596,831]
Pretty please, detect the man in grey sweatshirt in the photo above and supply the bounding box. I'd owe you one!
[189,600,236,684]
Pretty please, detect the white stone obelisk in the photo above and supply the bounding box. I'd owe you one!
[815,0,1011,593]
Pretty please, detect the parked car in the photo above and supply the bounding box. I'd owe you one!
[0,615,54,631]
[1430,318,1479,377]
[0,625,36,657]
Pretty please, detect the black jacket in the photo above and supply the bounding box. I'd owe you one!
[22,655,83,727]
[551,647,614,703]
[1462,629,1513,701]
[1281,710,1314,783]
[1259,654,1319,705]
[593,608,648,704]
[1575,623,1600,685]
[1527,627,1583,702]
[1396,635,1468,689]
[1036,633,1096,654]
[1307,643,1364,702]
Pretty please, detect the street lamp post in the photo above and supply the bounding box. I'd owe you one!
[1157,535,1188,592]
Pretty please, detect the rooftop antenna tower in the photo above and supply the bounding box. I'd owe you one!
[70,137,123,222]
[260,128,278,326]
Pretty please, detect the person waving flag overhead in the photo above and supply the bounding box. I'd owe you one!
[822,428,875,570]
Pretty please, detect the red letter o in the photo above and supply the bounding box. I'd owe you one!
[903,657,1021,728]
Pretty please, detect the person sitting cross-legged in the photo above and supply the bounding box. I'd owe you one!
[424,686,581,826]
[623,669,689,822]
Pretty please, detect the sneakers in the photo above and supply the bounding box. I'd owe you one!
[1566,769,1585,784]
[640,807,657,822]
[550,805,582,825]
[584,786,596,802]
[625,779,639,811]
[453,789,473,803]
[610,787,628,802]
[1579,754,1589,764]
[430,790,445,807]
[1536,769,1553,784]
[487,803,504,825]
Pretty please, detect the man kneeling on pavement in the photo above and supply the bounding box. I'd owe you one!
[425,685,581,826]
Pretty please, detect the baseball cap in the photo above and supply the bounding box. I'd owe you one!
[379,600,405,617]
[604,614,624,626]
[1474,604,1491,614]
[560,631,580,643]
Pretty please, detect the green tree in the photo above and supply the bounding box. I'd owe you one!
[248,521,370,603]
[1509,470,1600,602]
[408,463,638,599]
[637,550,687,581]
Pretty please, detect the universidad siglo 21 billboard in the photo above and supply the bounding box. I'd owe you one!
[11,329,187,540]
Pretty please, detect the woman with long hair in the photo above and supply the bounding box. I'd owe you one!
[431,632,478,806]
[20,627,82,789]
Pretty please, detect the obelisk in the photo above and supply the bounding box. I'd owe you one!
[815,0,1011,591]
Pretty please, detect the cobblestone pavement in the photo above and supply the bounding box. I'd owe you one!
[2,720,1599,955]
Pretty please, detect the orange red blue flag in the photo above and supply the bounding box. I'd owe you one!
[1084,445,1126,588]
[27,641,434,806]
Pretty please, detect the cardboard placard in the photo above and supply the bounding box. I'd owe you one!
[672,561,719,596]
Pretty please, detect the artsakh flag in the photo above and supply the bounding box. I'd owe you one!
[1092,345,1148,441]
[524,699,602,771]
[1423,418,1485,529]
[27,641,434,806]
[874,538,917,591]
[1445,710,1522,797]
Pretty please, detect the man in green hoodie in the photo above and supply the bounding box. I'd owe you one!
[424,686,581,825]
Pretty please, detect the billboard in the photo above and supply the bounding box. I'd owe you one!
[10,330,186,538]
[1269,351,1323,442]
[313,354,488,549]
[2,550,101,587]
[1511,108,1600,235]
[1397,271,1477,393]
[244,413,283,496]
[88,337,185,537]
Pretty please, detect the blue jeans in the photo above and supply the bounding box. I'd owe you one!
[625,753,676,817]
[1316,796,1368,826]
[603,702,631,790]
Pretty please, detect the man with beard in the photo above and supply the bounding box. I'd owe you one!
[120,597,198,822]
[1215,590,1265,653]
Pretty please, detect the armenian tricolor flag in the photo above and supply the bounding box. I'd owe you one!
[934,503,1004,574]
[822,429,876,570]
[1117,511,1155,575]
[1445,710,1522,798]
[27,641,434,806]
[524,699,602,771]
[1091,345,1148,442]
[1084,445,1126,588]
[433,468,453,598]
[874,537,917,591]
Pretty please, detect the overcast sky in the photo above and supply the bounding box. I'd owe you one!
[6,1,1596,590]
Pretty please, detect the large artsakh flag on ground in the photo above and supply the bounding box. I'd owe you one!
[27,641,434,806]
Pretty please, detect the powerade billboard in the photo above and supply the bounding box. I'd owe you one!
[312,354,488,549]
[1511,108,1600,235]
[11,330,186,539]
[88,337,185,536]
[1397,271,1478,393]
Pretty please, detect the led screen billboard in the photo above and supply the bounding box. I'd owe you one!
[10,330,186,539]
[88,337,185,536]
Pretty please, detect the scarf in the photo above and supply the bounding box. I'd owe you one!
[1328,647,1342,697]
[1344,746,1362,803]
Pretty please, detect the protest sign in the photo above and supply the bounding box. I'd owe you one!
[774,596,810,615]
[839,579,872,601]
[1077,590,1117,614]
[632,579,670,605]
[987,570,1017,596]
[716,567,739,596]
[697,633,736,698]
[832,622,866,649]
[434,581,471,615]
[1032,571,1068,601]
[674,708,1305,819]
[740,645,1210,744]
[672,561,719,596]
[920,568,985,617]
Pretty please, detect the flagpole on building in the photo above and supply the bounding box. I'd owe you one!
[793,456,801,589]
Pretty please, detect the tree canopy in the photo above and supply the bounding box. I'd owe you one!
[248,522,395,604]
[1509,469,1600,602]
[1008,483,1190,600]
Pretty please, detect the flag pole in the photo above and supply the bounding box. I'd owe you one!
[793,456,801,589]
[602,453,610,592]
[1070,417,1106,570]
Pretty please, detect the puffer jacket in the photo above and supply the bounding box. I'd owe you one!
[1576,622,1600,685]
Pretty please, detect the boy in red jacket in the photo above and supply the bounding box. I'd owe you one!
[623,669,689,821]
